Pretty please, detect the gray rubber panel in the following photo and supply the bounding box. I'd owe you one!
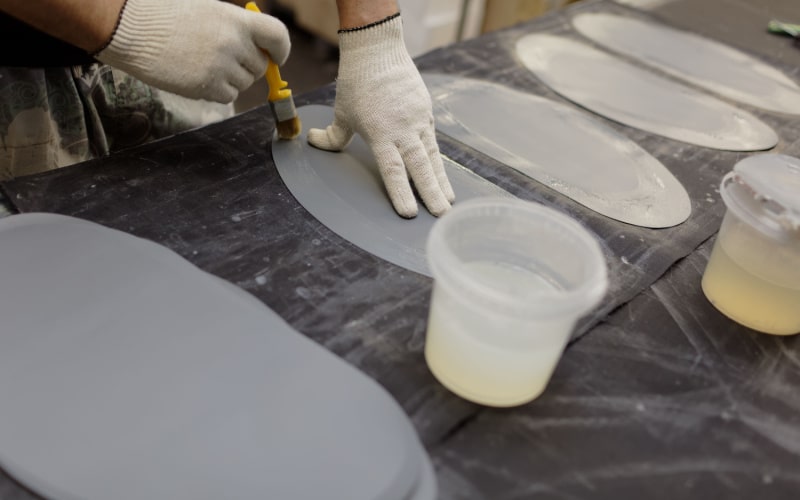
[271,104,513,278]
[424,73,691,228]
[572,12,800,115]
[0,213,435,500]
[516,33,779,151]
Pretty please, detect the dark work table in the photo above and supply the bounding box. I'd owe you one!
[2,0,799,498]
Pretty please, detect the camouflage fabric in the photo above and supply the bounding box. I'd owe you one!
[0,63,233,181]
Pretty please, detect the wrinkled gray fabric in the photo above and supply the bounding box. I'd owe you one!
[0,64,232,181]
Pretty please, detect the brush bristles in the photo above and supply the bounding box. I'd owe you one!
[276,117,302,140]
[270,97,301,140]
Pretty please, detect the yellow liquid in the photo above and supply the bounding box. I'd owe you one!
[425,317,560,407]
[425,261,570,407]
[702,239,800,335]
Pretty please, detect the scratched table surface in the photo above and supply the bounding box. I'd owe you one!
[2,0,799,498]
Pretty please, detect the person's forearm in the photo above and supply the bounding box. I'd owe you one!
[335,0,398,30]
[1,0,126,52]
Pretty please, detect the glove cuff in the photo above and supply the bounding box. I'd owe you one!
[337,12,401,34]
[91,0,129,55]
[337,15,412,79]
[96,0,179,71]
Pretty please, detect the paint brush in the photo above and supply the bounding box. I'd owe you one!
[245,1,302,140]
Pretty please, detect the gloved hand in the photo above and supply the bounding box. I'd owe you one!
[307,15,455,218]
[96,0,290,104]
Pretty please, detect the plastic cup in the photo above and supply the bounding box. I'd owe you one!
[701,154,800,335]
[424,197,608,407]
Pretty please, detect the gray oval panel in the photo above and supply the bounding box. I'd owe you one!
[572,12,800,115]
[0,213,435,500]
[424,73,691,228]
[516,33,779,151]
[271,104,514,277]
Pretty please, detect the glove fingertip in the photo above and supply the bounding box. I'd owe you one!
[442,182,456,204]
[272,39,291,66]
[210,85,237,105]
[251,13,291,65]
[307,128,332,150]
[424,195,452,218]
[393,197,419,219]
[307,125,352,152]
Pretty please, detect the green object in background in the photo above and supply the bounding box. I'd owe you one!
[768,19,800,38]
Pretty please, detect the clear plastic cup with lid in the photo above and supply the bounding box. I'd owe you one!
[424,197,608,407]
[701,153,800,335]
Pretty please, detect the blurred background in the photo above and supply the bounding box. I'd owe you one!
[234,0,582,113]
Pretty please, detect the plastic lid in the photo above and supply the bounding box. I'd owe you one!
[426,197,608,319]
[721,154,800,238]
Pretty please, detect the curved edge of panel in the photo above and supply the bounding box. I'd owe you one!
[0,212,435,500]
[571,12,800,115]
[272,104,514,277]
[424,73,692,228]
[514,33,779,152]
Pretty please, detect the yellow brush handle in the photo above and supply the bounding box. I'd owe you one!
[266,64,292,102]
[245,1,292,102]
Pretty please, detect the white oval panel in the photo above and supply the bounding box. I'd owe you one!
[515,33,779,151]
[572,12,800,114]
[424,73,691,228]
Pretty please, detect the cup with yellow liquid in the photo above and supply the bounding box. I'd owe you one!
[424,197,608,407]
[702,154,800,335]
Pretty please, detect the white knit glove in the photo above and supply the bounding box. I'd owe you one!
[307,15,455,218]
[96,0,290,104]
